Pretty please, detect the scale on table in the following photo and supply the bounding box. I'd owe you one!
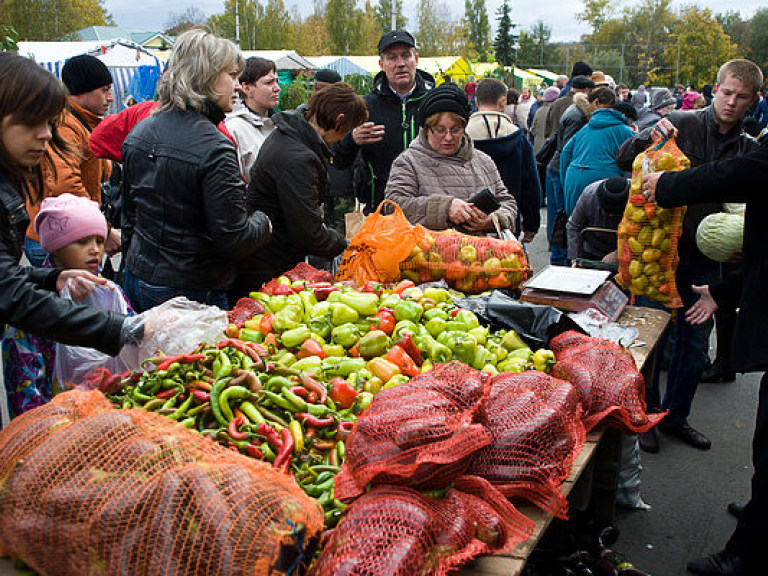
[519,265,628,321]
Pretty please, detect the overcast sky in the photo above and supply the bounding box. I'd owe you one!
[105,0,766,43]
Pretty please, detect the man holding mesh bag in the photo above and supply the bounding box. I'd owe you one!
[614,59,762,452]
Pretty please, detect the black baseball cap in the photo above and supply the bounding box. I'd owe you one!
[378,30,416,54]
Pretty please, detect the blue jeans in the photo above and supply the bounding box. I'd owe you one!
[660,259,717,426]
[123,268,229,313]
[545,169,568,266]
[24,237,48,268]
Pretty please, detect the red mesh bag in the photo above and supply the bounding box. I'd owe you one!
[0,390,323,575]
[260,263,335,294]
[615,135,688,308]
[228,297,265,327]
[399,229,533,293]
[468,371,586,518]
[550,331,666,433]
[310,476,534,576]
[334,363,492,501]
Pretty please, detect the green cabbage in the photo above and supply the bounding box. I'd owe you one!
[696,212,744,262]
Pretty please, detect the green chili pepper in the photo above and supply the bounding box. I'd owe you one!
[210,378,232,427]
[219,386,252,421]
[212,351,232,379]
[259,389,296,411]
[299,290,318,319]
[239,400,266,424]
[239,328,264,343]
[168,394,194,420]
[281,387,309,412]
[292,356,323,373]
[266,375,294,390]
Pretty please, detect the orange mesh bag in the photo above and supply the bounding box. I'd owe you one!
[310,476,534,576]
[0,390,324,575]
[399,229,533,293]
[615,134,689,308]
[335,200,431,285]
[467,371,586,519]
[550,331,666,433]
[334,362,492,502]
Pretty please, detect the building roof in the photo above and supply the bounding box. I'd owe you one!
[76,26,172,48]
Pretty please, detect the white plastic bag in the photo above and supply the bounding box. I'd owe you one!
[125,296,228,369]
[54,282,132,388]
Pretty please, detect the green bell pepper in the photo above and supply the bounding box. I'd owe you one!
[423,308,449,321]
[292,356,322,373]
[498,357,529,373]
[272,306,302,332]
[393,300,424,324]
[299,290,318,319]
[468,326,489,346]
[533,349,556,373]
[481,364,499,376]
[322,357,367,378]
[322,344,346,357]
[339,292,379,317]
[422,287,450,303]
[455,310,480,330]
[425,317,448,338]
[332,323,361,348]
[471,345,491,370]
[425,336,452,364]
[379,293,402,309]
[442,331,477,365]
[326,290,343,303]
[239,328,264,343]
[311,301,332,318]
[507,347,533,363]
[393,319,420,339]
[330,302,359,326]
[383,374,410,389]
[309,315,333,340]
[357,330,390,359]
[502,330,529,351]
[281,326,311,348]
[445,320,468,332]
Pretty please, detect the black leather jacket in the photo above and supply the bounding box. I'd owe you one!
[121,105,271,291]
[0,173,125,355]
[616,105,758,264]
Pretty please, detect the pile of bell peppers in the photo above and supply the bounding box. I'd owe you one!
[107,275,557,529]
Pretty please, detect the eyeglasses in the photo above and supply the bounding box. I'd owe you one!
[430,126,464,137]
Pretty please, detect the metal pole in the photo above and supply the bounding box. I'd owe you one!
[235,0,241,47]
[675,44,680,86]
[392,3,396,30]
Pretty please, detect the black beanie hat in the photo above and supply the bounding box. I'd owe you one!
[418,82,472,127]
[315,68,342,84]
[61,54,113,96]
[597,177,630,215]
[571,61,593,78]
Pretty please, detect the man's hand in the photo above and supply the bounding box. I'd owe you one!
[56,270,110,301]
[686,285,718,325]
[522,230,537,243]
[105,228,121,257]
[641,172,664,203]
[652,118,677,140]
[351,122,385,146]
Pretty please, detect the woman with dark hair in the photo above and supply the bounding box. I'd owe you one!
[121,29,272,312]
[0,52,143,361]
[232,83,369,295]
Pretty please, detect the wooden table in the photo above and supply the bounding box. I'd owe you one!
[461,305,670,576]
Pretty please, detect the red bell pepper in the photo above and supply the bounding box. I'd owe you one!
[297,338,326,360]
[361,280,383,295]
[383,345,421,377]
[371,308,395,335]
[395,332,423,366]
[259,313,275,335]
[329,377,359,409]
[308,282,340,301]
[391,279,415,295]
[271,283,295,296]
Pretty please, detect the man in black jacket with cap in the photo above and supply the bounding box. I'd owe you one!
[332,30,435,212]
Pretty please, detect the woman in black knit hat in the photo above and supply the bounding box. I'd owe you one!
[384,82,518,234]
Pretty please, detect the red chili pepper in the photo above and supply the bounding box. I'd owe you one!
[257,422,283,451]
[191,389,211,403]
[228,415,249,441]
[361,280,383,295]
[300,373,327,404]
[279,454,292,474]
[297,338,326,360]
[274,427,294,469]
[395,332,423,366]
[155,388,179,400]
[335,420,354,441]
[329,377,358,409]
[383,345,421,377]
[244,443,264,459]
[295,413,335,427]
[391,279,415,295]
[371,308,395,335]
[246,342,269,357]
[154,353,207,371]
[289,386,308,398]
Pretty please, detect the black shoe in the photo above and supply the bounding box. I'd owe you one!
[727,502,746,518]
[639,427,659,453]
[687,549,749,575]
[659,422,712,450]
[701,360,736,383]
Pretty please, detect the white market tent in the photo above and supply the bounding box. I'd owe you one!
[305,56,371,78]
[241,50,315,71]
[18,40,164,112]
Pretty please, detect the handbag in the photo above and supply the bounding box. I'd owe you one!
[535,130,558,168]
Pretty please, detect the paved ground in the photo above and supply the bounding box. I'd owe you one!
[0,209,756,574]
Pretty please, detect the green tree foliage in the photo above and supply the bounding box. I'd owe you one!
[374,0,406,33]
[748,9,768,73]
[326,0,358,53]
[716,11,750,54]
[1,26,19,51]
[658,6,737,87]
[493,0,516,67]
[345,72,373,94]
[355,0,383,54]
[291,2,331,55]
[6,0,112,41]
[279,71,312,110]
[577,0,613,35]
[260,0,293,48]
[164,6,207,36]
[463,0,491,61]
[416,0,449,56]
[208,0,293,49]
